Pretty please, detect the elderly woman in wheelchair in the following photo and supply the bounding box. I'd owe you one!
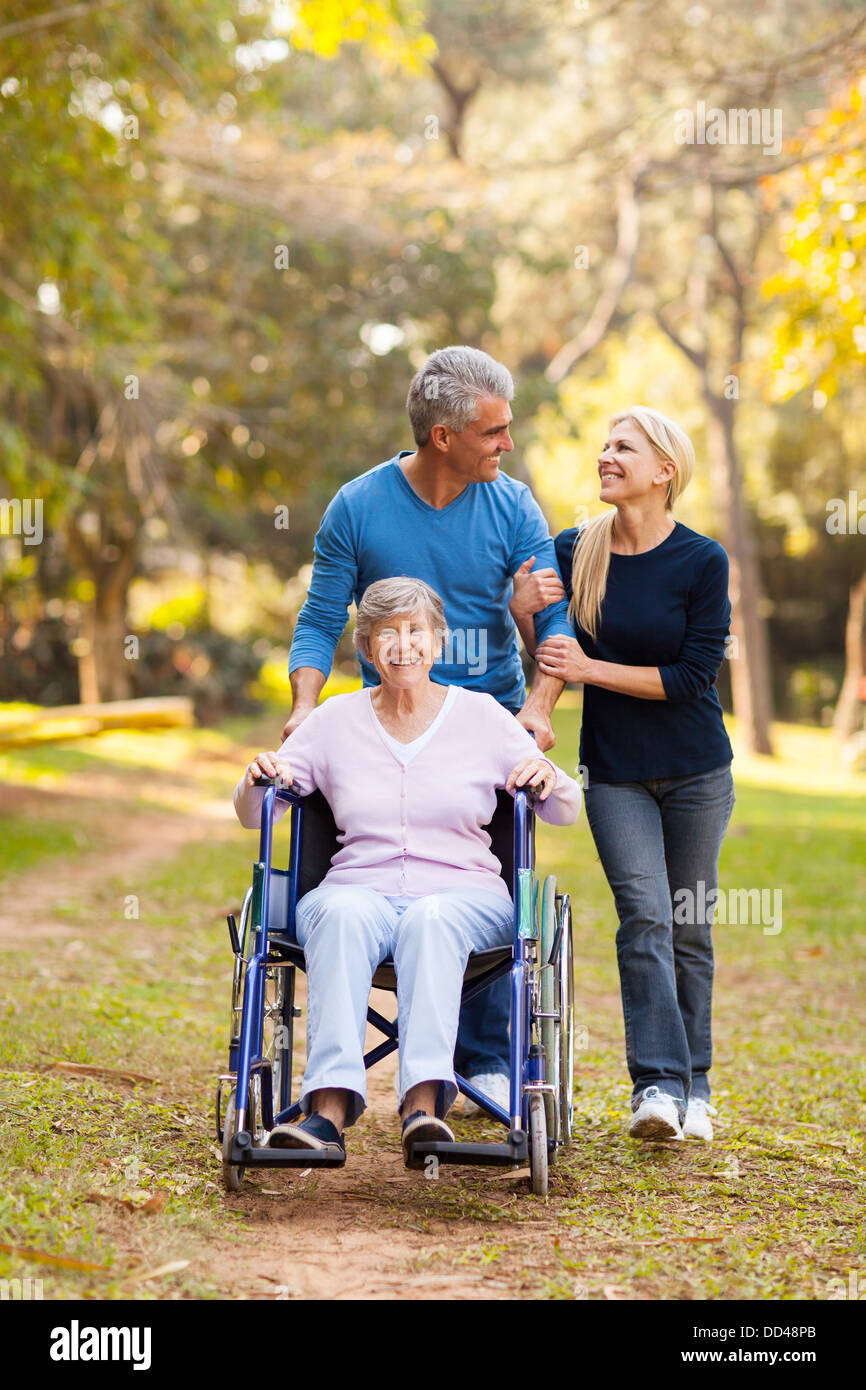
[233,576,581,1169]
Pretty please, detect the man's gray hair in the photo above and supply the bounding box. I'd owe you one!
[406,346,514,447]
[354,577,448,657]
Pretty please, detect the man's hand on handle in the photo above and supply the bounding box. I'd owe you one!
[281,705,315,741]
[516,704,555,752]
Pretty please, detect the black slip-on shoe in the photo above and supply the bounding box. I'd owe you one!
[401,1111,454,1170]
[268,1113,345,1157]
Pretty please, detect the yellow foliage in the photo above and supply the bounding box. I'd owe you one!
[760,73,866,402]
[290,2,435,72]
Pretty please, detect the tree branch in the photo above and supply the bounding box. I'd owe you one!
[545,163,645,384]
[0,1,120,42]
[653,308,708,375]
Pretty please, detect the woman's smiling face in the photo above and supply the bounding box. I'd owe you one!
[598,419,675,505]
[366,608,439,689]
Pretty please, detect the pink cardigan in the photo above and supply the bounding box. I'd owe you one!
[233,686,581,900]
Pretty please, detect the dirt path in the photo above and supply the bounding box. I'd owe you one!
[0,781,231,944]
[206,987,559,1301]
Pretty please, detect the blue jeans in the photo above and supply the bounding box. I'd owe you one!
[584,765,735,1117]
[454,976,511,1078]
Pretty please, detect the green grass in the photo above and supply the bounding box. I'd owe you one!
[0,814,89,882]
[0,707,863,1299]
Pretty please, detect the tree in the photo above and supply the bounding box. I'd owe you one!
[0,0,434,701]
[760,76,866,737]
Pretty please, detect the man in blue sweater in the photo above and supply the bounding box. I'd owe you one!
[282,346,571,1110]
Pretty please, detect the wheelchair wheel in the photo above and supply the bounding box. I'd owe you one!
[227,887,254,1063]
[252,963,294,1138]
[222,1087,249,1193]
[557,896,575,1145]
[539,876,560,1146]
[528,1092,548,1197]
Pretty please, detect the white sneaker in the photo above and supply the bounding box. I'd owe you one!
[628,1085,685,1141]
[462,1072,510,1118]
[683,1097,717,1141]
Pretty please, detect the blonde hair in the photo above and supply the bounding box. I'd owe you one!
[570,407,695,640]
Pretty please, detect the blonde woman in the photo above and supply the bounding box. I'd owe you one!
[509,408,734,1143]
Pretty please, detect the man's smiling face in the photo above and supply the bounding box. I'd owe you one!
[441,396,514,484]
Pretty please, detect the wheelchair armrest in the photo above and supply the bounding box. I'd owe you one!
[513,782,540,806]
[251,773,305,803]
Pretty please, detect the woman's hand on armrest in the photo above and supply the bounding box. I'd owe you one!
[244,751,294,789]
[505,755,556,801]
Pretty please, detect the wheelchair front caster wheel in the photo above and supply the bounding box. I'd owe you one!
[222,1088,246,1192]
[528,1092,548,1198]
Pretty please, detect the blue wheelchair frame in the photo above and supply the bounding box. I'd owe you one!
[221,777,560,1178]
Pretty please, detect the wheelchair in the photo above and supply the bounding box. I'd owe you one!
[216,775,575,1196]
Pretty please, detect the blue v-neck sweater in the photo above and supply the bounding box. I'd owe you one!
[555,523,733,783]
[290,452,573,710]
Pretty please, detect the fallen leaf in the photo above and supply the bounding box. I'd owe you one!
[485,1167,531,1182]
[140,1191,168,1214]
[0,1241,110,1272]
[84,1191,135,1212]
[122,1259,190,1284]
[50,1061,157,1086]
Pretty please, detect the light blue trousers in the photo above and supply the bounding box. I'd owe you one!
[294,884,514,1127]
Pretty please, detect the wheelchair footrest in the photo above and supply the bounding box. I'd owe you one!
[228,1135,345,1168]
[410,1134,528,1167]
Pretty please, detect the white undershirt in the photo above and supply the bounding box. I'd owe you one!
[370,684,458,764]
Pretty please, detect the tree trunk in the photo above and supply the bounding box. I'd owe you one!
[79,580,134,703]
[833,573,866,739]
[68,520,138,705]
[705,393,774,755]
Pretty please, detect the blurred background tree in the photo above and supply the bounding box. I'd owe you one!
[1,0,864,746]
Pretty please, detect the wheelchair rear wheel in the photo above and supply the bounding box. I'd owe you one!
[557,896,575,1145]
[539,876,561,1146]
[528,1092,548,1197]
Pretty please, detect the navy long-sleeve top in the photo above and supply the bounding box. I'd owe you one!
[554,522,733,783]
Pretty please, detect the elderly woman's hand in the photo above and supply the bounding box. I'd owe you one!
[244,751,294,789]
[505,755,556,801]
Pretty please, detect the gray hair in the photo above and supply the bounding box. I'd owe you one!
[354,577,448,658]
[406,346,514,447]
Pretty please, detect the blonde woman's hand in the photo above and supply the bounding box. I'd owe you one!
[505,755,556,801]
[509,557,566,619]
[244,752,294,789]
[535,635,593,684]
